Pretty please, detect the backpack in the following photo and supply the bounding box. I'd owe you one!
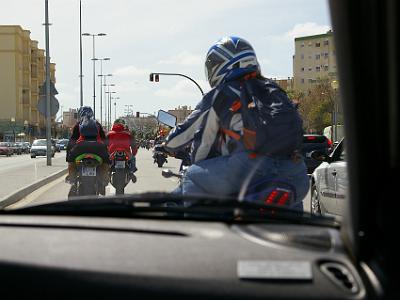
[79,117,99,139]
[222,74,303,156]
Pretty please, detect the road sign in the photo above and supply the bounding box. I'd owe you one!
[37,96,60,116]
[39,80,58,96]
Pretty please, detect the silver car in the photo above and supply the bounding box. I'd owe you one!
[310,138,347,218]
[30,139,55,158]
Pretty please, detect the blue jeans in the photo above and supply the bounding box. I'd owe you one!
[173,152,309,211]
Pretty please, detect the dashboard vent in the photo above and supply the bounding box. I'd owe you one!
[320,262,359,294]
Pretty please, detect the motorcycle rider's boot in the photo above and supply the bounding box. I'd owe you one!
[130,172,137,183]
[65,162,77,184]
[68,184,77,199]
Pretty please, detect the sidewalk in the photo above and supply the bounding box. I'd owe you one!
[0,154,67,200]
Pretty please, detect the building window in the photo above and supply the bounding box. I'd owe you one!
[324,40,329,46]
[301,54,304,59]
[324,65,329,71]
[308,78,313,83]
[308,67,312,71]
[301,43,305,48]
[301,78,305,84]
[324,52,329,59]
[301,67,304,72]
[315,42,321,47]
[315,54,320,60]
[316,66,321,72]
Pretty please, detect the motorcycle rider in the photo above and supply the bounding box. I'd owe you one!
[163,36,309,210]
[66,106,110,195]
[153,134,168,165]
[107,118,138,183]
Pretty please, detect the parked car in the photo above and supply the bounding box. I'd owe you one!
[11,143,23,155]
[16,142,29,154]
[53,139,61,152]
[56,139,69,150]
[309,138,347,218]
[23,142,31,152]
[30,139,55,158]
[0,142,13,157]
[301,134,333,174]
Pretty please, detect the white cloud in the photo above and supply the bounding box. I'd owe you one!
[284,22,331,40]
[154,79,209,100]
[158,51,203,67]
[113,66,151,78]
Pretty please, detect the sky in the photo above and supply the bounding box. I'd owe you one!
[0,0,331,121]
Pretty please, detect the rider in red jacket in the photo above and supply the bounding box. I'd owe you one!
[107,119,138,182]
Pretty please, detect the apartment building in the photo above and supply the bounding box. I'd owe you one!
[293,30,337,92]
[0,25,56,140]
[62,109,78,128]
[168,105,193,124]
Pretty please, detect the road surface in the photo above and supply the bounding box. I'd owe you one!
[9,149,311,212]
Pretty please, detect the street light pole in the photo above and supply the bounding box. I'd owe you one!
[98,58,110,124]
[113,97,120,120]
[79,0,83,107]
[102,74,112,126]
[105,87,115,130]
[82,32,106,118]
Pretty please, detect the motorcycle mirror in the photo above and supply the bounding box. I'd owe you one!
[157,110,177,128]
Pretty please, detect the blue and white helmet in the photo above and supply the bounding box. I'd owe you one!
[205,36,260,88]
[78,106,94,121]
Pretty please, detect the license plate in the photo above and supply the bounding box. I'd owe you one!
[115,161,126,169]
[82,166,96,176]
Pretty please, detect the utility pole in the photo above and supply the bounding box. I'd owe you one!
[79,0,83,107]
[44,0,52,166]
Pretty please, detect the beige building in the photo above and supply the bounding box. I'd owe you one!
[273,77,294,91]
[62,109,78,128]
[168,105,193,124]
[293,30,337,92]
[0,25,56,141]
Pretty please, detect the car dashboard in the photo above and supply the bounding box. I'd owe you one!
[0,215,367,299]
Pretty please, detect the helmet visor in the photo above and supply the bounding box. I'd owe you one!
[205,51,226,87]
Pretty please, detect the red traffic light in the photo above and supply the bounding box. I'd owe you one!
[155,74,159,82]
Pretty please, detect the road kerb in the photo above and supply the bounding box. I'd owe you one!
[0,168,68,209]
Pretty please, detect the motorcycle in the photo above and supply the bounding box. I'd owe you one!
[69,153,103,198]
[110,150,131,195]
[161,150,296,209]
[153,146,168,168]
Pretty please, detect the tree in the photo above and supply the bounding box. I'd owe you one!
[296,78,336,133]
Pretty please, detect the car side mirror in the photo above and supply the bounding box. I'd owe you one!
[310,150,331,163]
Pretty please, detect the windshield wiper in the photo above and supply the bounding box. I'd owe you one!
[1,192,337,227]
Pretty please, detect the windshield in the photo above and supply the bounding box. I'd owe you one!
[32,140,47,146]
[0,0,343,225]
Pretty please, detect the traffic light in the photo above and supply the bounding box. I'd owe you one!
[136,112,140,118]
[155,74,159,82]
[149,73,154,82]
